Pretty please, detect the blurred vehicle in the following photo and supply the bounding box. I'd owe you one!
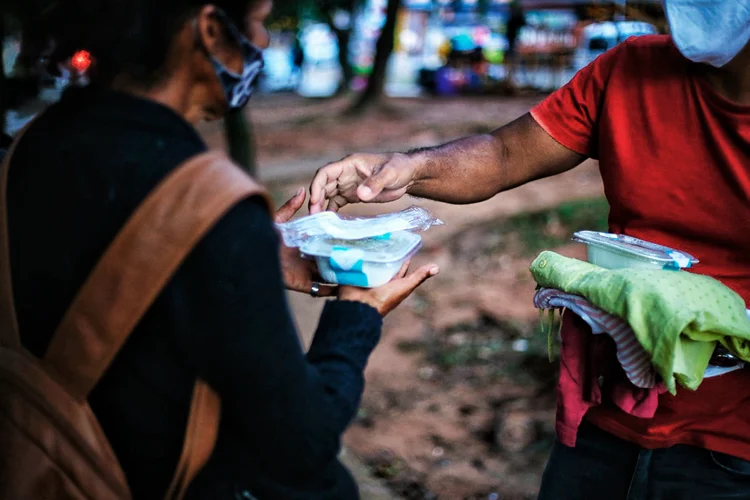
[297,23,342,98]
[259,45,299,93]
[297,59,342,98]
[573,20,658,72]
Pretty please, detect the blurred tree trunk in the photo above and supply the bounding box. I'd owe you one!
[348,0,401,114]
[614,4,667,32]
[331,23,353,95]
[14,20,41,77]
[320,1,355,95]
[1,15,7,135]
[224,108,258,177]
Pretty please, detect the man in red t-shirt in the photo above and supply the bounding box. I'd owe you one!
[308,2,750,498]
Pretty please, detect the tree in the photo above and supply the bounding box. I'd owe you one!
[224,108,258,176]
[1,16,7,134]
[318,0,356,95]
[615,3,667,32]
[348,0,401,114]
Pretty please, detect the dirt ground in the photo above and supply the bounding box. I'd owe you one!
[198,93,544,182]
[203,94,606,500]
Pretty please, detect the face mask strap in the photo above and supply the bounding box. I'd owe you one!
[192,8,264,110]
[211,9,246,47]
[192,8,247,73]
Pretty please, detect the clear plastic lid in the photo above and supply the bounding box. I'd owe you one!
[276,206,443,247]
[300,231,422,264]
[572,231,699,269]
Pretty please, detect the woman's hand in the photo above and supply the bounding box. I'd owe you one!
[275,188,335,297]
[338,262,439,317]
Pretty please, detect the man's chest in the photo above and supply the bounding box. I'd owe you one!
[595,85,750,254]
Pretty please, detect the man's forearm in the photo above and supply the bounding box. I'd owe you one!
[405,133,508,204]
[402,114,586,205]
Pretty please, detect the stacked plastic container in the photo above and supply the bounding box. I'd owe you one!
[572,231,698,271]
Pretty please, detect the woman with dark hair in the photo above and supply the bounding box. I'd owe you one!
[4,1,438,498]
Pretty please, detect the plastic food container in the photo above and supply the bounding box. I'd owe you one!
[300,231,423,288]
[276,206,443,247]
[572,231,698,271]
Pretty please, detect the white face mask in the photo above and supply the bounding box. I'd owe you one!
[663,0,750,68]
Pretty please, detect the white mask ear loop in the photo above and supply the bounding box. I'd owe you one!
[190,9,265,110]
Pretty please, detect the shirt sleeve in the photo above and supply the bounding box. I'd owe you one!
[530,39,629,159]
[169,196,383,481]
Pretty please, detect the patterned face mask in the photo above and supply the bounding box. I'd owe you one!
[201,9,265,109]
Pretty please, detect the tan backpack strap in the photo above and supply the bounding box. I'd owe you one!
[0,123,34,350]
[43,150,271,400]
[165,380,221,500]
[42,149,271,499]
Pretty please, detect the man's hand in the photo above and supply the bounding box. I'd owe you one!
[275,188,335,297]
[308,153,417,214]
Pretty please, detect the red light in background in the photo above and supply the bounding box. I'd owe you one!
[71,50,92,72]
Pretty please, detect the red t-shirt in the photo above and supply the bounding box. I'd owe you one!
[531,35,750,459]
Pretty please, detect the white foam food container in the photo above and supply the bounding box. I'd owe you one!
[300,231,423,288]
[572,231,698,271]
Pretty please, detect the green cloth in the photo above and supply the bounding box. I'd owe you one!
[530,251,750,394]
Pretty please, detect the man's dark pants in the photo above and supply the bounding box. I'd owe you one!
[538,421,750,500]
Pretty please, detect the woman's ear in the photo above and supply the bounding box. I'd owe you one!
[194,5,244,74]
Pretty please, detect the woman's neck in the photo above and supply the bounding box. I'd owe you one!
[110,74,195,122]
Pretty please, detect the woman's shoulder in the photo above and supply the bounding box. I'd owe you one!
[13,87,208,199]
